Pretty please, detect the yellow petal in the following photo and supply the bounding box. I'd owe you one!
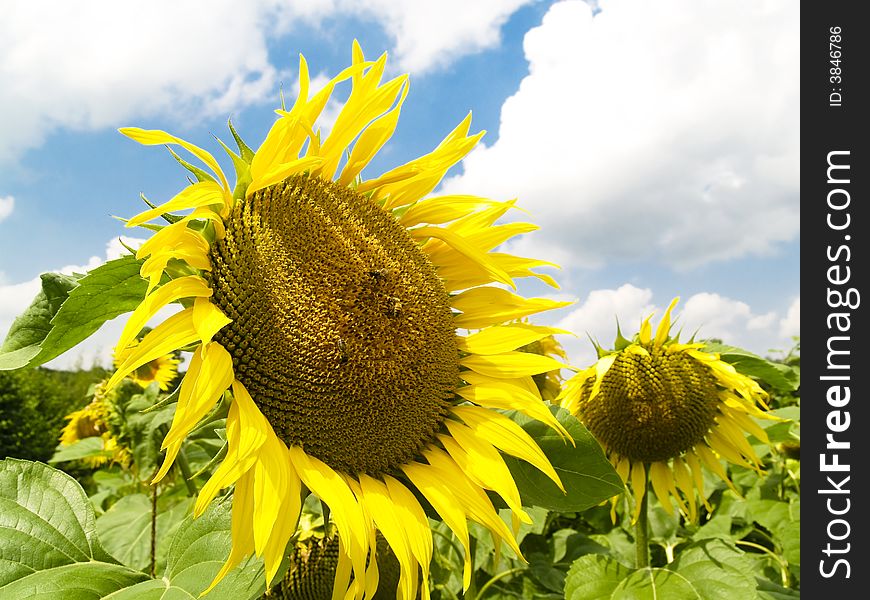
[359,475,416,600]
[119,128,230,196]
[398,196,505,228]
[107,307,200,391]
[400,461,473,590]
[452,405,563,491]
[654,297,680,347]
[116,275,212,355]
[192,297,232,345]
[629,461,647,524]
[414,226,515,289]
[194,379,271,514]
[456,373,570,441]
[451,287,573,329]
[385,475,433,600]
[649,461,676,516]
[162,342,234,449]
[288,447,369,589]
[460,351,566,379]
[127,181,227,227]
[440,426,530,525]
[457,323,567,355]
[202,469,256,595]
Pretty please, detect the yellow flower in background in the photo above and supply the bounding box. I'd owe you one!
[107,42,573,599]
[520,333,570,401]
[114,338,179,391]
[560,298,775,522]
[59,382,131,468]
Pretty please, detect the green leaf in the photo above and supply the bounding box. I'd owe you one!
[0,256,147,370]
[0,273,78,369]
[49,437,113,465]
[504,406,623,511]
[96,494,192,573]
[0,458,148,596]
[701,343,798,393]
[1,459,265,599]
[671,539,758,600]
[613,568,700,599]
[564,554,632,599]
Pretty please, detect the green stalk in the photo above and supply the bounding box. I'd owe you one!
[175,447,198,496]
[635,468,650,569]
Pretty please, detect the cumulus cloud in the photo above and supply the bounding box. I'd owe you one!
[0,0,531,163]
[442,0,799,269]
[0,236,146,370]
[779,296,800,338]
[555,285,796,366]
[0,195,13,223]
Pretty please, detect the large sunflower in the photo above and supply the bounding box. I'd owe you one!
[559,298,775,524]
[107,42,573,598]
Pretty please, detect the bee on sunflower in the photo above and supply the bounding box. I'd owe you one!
[107,41,574,598]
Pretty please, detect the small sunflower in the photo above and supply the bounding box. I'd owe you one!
[114,338,180,391]
[107,42,573,598]
[520,332,569,401]
[59,382,131,467]
[559,298,774,522]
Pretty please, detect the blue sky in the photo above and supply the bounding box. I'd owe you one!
[0,0,799,368]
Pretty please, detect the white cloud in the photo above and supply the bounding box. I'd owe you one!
[442,0,799,269]
[0,236,146,370]
[555,286,797,366]
[555,284,655,365]
[0,195,13,222]
[779,296,800,338]
[0,0,532,163]
[347,0,532,73]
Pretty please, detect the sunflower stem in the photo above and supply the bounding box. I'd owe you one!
[635,471,650,569]
[473,567,526,600]
[176,447,198,496]
[150,479,158,577]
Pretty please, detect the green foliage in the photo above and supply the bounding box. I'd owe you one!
[0,366,106,461]
[505,406,623,512]
[0,458,265,599]
[0,255,146,370]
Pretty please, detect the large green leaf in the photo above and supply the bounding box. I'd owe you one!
[0,459,265,599]
[504,406,623,511]
[49,437,113,465]
[0,255,146,370]
[96,494,192,573]
[0,458,148,597]
[565,540,761,600]
[0,273,78,369]
[564,554,632,599]
[671,539,758,600]
[702,343,799,393]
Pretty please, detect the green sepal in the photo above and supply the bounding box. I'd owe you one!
[613,318,633,351]
[228,118,255,163]
[215,133,252,201]
[167,146,218,186]
[140,192,184,224]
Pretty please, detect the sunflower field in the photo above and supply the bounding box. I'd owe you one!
[0,45,799,600]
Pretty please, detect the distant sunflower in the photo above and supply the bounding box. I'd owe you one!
[59,382,131,467]
[107,42,573,598]
[560,298,774,522]
[114,338,179,390]
[520,332,570,401]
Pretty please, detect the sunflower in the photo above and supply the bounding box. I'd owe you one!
[114,338,179,391]
[559,297,775,524]
[59,382,131,467]
[520,332,569,401]
[106,42,574,598]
